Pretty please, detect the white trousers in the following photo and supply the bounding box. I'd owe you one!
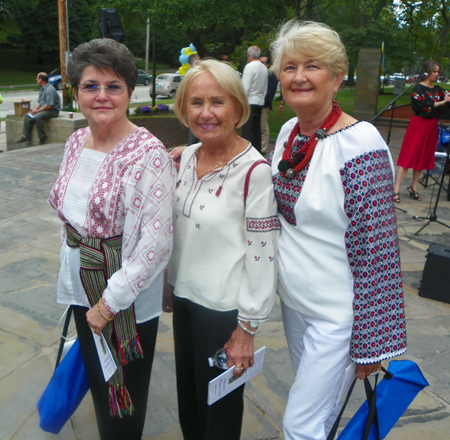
[281,301,356,440]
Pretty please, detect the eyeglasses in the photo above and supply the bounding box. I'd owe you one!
[77,84,126,95]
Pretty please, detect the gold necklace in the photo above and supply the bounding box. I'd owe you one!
[197,136,240,176]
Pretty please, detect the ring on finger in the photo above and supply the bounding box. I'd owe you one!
[90,327,96,333]
[370,371,379,376]
[235,364,244,372]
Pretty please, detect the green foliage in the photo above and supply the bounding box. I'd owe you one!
[7,0,59,64]
[68,0,98,49]
[3,0,450,80]
[0,1,20,44]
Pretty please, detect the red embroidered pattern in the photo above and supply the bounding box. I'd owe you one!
[246,216,281,233]
[340,149,406,363]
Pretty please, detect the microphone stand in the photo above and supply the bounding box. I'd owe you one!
[372,79,417,145]
[372,78,420,214]
[414,147,450,235]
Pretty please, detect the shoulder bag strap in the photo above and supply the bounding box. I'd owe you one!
[54,305,73,370]
[244,159,269,206]
[327,377,357,440]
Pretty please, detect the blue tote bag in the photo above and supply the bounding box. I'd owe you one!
[328,360,429,440]
[37,338,89,434]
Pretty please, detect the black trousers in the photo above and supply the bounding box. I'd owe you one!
[241,104,263,153]
[73,306,158,440]
[172,295,245,440]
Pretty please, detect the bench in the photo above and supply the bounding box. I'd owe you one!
[5,112,88,151]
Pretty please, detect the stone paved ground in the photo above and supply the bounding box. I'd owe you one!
[0,125,450,439]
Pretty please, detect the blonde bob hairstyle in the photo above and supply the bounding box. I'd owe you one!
[174,59,250,129]
[270,20,349,78]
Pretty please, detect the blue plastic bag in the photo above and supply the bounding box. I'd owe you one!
[37,339,89,434]
[337,360,429,440]
[438,125,450,147]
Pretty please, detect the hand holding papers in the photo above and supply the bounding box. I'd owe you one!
[92,333,117,382]
[207,347,266,406]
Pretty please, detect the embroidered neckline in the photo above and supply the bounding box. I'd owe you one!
[278,102,342,179]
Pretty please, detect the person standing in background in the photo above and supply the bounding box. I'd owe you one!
[393,60,450,203]
[260,55,279,156]
[241,46,268,153]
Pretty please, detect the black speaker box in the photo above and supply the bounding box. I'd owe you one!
[419,243,450,304]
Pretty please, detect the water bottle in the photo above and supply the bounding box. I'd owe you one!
[208,348,228,370]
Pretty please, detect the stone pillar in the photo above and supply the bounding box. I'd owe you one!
[352,48,382,121]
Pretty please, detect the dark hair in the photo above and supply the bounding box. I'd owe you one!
[67,38,137,91]
[420,60,441,76]
[261,55,271,65]
[38,73,49,82]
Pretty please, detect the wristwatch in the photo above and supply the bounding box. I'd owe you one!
[248,320,259,329]
[238,318,259,329]
[238,320,258,336]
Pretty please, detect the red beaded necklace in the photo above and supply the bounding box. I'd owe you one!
[278,101,342,179]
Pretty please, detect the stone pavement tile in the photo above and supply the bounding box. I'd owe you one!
[0,353,54,440]
[0,268,34,293]
[1,254,59,285]
[0,328,40,380]
[0,285,65,333]
[388,413,450,440]
[405,316,450,403]
[143,350,181,439]
[402,285,450,319]
[0,296,65,348]
[241,394,282,439]
[0,215,58,252]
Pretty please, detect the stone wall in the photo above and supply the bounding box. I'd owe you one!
[352,48,382,121]
[6,112,88,151]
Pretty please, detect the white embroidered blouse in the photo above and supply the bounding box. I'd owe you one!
[48,126,176,322]
[271,118,406,363]
[168,143,280,321]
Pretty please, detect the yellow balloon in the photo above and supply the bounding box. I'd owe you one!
[179,65,188,76]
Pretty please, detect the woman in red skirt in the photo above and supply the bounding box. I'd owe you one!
[393,60,450,202]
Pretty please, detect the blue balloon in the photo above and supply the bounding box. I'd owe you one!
[189,43,196,52]
[180,54,189,65]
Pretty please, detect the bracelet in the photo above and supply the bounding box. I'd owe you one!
[98,298,114,322]
[238,320,258,336]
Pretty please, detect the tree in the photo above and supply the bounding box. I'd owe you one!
[90,0,286,64]
[0,1,20,44]
[396,0,450,66]
[67,0,97,50]
[4,0,96,63]
[7,0,59,64]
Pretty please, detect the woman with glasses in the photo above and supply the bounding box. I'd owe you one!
[48,38,176,440]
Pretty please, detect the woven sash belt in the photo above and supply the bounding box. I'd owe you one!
[66,223,143,417]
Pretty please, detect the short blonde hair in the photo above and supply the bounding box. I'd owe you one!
[174,59,249,129]
[270,20,348,78]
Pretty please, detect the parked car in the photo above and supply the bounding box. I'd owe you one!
[48,68,62,90]
[149,73,183,98]
[137,69,152,86]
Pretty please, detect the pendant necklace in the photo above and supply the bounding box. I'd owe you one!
[278,102,342,179]
[197,136,240,176]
